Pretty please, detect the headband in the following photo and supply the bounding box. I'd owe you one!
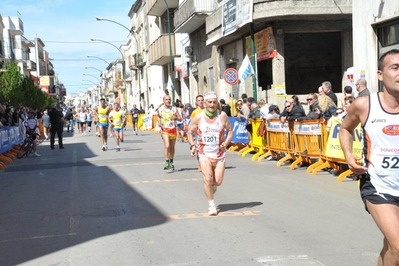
[204,93,217,101]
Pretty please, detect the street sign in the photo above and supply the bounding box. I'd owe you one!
[223,68,239,85]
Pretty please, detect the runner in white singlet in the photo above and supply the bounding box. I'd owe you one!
[340,49,399,265]
[188,92,233,216]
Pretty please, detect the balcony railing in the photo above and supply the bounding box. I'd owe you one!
[23,60,37,71]
[147,0,179,16]
[149,34,176,65]
[174,0,216,34]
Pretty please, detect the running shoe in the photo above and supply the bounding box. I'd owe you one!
[102,145,105,151]
[169,162,175,172]
[163,162,170,170]
[116,147,120,152]
[213,184,217,194]
[136,132,138,136]
[105,144,108,150]
[208,205,217,216]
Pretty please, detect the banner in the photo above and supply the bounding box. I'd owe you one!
[0,126,21,154]
[245,27,277,62]
[142,115,153,130]
[294,122,322,135]
[267,120,290,133]
[222,0,253,37]
[324,119,362,159]
[229,117,249,144]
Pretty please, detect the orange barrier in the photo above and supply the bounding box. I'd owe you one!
[256,119,295,166]
[290,120,325,170]
[38,118,44,137]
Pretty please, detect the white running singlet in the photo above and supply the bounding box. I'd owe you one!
[197,111,225,160]
[363,92,399,196]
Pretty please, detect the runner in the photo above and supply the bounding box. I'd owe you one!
[130,104,140,135]
[339,49,399,265]
[158,95,182,171]
[96,98,110,151]
[188,92,233,216]
[189,95,204,171]
[109,102,125,152]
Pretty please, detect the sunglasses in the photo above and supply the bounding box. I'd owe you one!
[306,98,314,101]
[336,112,343,115]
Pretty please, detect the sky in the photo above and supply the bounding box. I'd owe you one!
[1,0,134,94]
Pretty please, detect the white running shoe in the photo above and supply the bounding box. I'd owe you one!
[208,205,217,216]
[34,152,41,157]
[105,144,108,150]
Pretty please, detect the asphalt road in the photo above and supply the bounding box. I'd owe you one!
[0,127,382,266]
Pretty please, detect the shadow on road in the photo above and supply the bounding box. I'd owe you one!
[0,142,167,265]
[218,201,263,212]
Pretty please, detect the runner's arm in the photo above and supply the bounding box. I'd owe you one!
[339,97,368,175]
[221,112,233,148]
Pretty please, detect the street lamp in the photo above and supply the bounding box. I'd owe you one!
[85,66,103,73]
[82,79,98,86]
[87,55,110,65]
[83,73,101,83]
[95,16,142,109]
[164,0,175,104]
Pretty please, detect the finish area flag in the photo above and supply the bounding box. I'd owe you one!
[238,54,255,82]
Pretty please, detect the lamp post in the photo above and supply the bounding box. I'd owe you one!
[82,79,98,86]
[83,73,101,83]
[85,66,103,72]
[91,37,127,106]
[87,54,110,65]
[95,16,142,110]
[164,0,175,104]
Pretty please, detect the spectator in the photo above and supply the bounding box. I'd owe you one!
[257,99,269,118]
[48,103,64,149]
[236,100,244,117]
[2,108,14,126]
[24,111,41,157]
[220,99,231,116]
[297,93,321,121]
[12,108,19,126]
[355,78,370,97]
[318,86,324,95]
[321,81,338,105]
[280,98,306,122]
[148,104,155,115]
[265,104,280,120]
[65,108,74,133]
[42,110,50,140]
[342,85,354,107]
[316,94,337,120]
[291,95,305,113]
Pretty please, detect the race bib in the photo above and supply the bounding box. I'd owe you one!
[99,114,107,119]
[374,146,399,175]
[202,135,218,146]
[114,121,121,125]
[164,121,175,129]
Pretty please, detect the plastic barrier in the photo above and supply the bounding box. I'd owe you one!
[290,120,324,170]
[125,114,132,127]
[226,117,249,153]
[307,119,362,181]
[240,119,267,161]
[257,119,295,166]
[0,126,22,169]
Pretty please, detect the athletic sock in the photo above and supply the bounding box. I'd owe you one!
[208,200,215,207]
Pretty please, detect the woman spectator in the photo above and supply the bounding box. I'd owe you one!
[291,95,305,113]
[316,94,337,120]
[265,105,281,120]
[257,99,269,119]
[42,110,50,140]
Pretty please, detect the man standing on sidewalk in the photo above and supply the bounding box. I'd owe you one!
[158,95,182,171]
[188,92,233,216]
[48,103,64,150]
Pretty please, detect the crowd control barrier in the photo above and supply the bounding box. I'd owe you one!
[227,117,250,152]
[290,120,325,170]
[307,119,362,181]
[0,126,22,169]
[239,119,267,161]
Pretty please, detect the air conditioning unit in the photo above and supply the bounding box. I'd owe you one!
[185,46,193,57]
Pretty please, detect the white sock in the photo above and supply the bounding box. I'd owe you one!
[208,200,215,207]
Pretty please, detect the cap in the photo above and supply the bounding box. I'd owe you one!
[268,105,275,113]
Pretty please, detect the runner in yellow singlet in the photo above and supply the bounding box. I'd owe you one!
[158,95,182,171]
[97,98,110,151]
[109,102,125,152]
[189,95,204,171]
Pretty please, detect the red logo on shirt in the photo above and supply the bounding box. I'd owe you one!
[382,125,399,136]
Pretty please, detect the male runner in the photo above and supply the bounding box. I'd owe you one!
[96,98,110,151]
[130,104,140,135]
[189,95,204,171]
[158,95,182,171]
[109,102,124,152]
[340,49,399,265]
[188,92,233,216]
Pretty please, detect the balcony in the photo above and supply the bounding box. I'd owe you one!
[7,17,24,35]
[129,54,145,70]
[174,0,215,34]
[149,34,176,65]
[23,60,37,71]
[21,36,35,48]
[147,0,178,16]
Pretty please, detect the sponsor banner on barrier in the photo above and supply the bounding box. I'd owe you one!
[267,120,290,133]
[325,119,362,159]
[142,115,153,130]
[0,126,21,154]
[294,122,322,135]
[229,117,249,144]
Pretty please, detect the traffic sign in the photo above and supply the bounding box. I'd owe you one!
[224,68,239,85]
